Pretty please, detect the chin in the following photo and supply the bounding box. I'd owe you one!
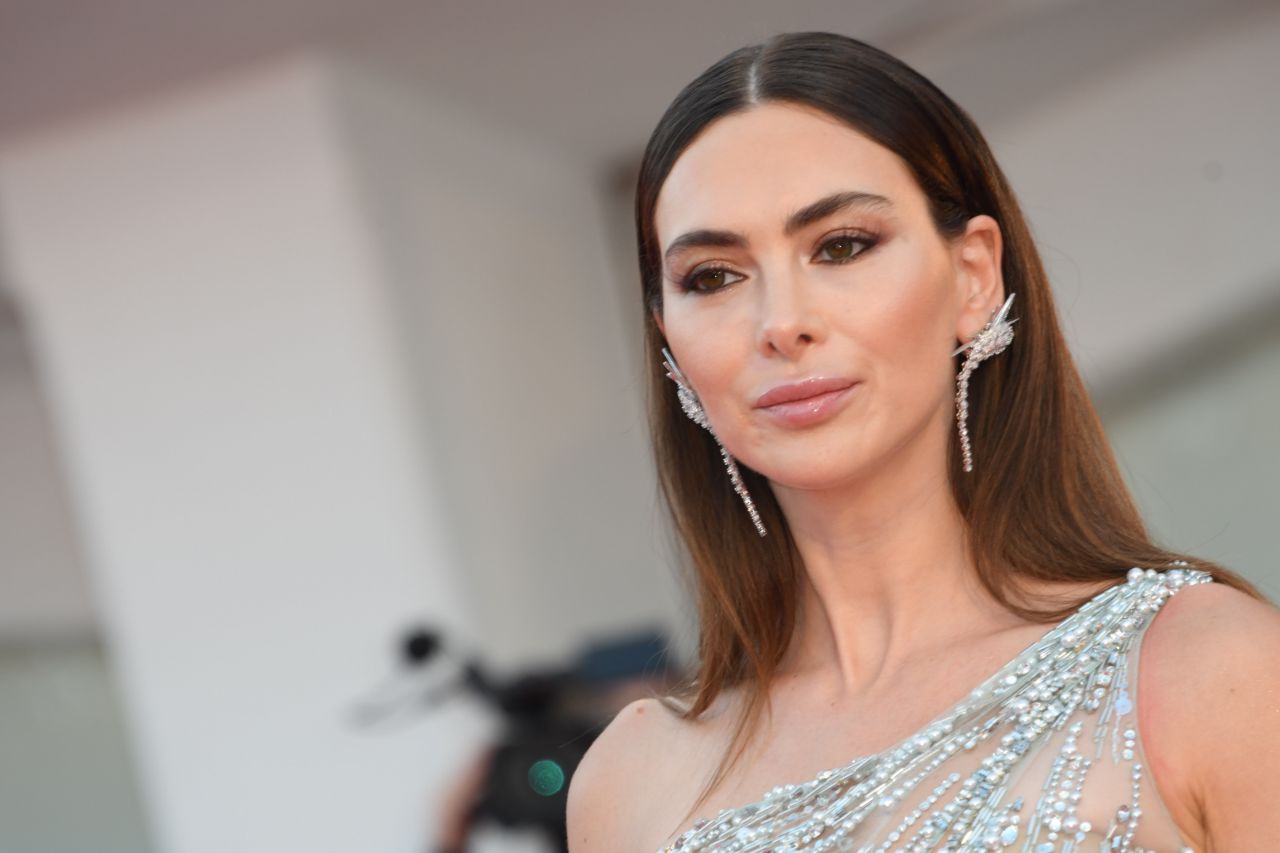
[772,470,868,493]
[745,444,874,492]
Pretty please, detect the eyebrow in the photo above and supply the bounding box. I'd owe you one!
[662,190,893,265]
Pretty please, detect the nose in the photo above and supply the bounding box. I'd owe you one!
[755,264,824,359]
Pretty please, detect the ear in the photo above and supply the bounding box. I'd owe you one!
[952,214,1005,347]
[651,305,667,339]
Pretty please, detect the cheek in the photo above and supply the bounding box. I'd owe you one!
[661,306,749,416]
[854,260,957,406]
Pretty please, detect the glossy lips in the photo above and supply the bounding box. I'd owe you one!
[754,377,859,428]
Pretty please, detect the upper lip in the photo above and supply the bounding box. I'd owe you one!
[754,377,858,408]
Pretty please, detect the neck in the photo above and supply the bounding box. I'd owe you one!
[770,418,1017,700]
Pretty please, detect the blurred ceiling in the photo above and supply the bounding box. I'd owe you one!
[1,0,1269,171]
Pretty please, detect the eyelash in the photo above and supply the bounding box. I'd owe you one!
[677,230,882,294]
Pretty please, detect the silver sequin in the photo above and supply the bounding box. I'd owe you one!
[658,565,1209,853]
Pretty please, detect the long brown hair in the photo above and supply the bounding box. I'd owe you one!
[633,30,1264,821]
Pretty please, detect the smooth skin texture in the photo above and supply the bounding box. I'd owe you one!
[566,101,1280,852]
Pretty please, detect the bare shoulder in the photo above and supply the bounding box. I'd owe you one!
[567,696,695,853]
[1143,580,1280,689]
[1139,579,1280,850]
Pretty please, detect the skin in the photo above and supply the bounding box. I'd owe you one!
[565,100,1280,852]
[653,100,1019,694]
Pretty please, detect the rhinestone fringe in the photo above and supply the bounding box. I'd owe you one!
[658,564,1209,853]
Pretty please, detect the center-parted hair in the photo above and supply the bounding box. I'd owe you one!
[633,30,1260,823]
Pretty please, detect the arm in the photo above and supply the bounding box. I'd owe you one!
[1141,582,1280,851]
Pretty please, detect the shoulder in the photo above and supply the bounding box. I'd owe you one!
[1138,578,1280,850]
[1142,579,1280,699]
[567,696,690,852]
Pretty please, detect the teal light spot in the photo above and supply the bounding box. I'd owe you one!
[528,759,565,796]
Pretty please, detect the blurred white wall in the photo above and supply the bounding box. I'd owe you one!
[0,306,95,637]
[986,9,1280,392]
[1104,317,1280,601]
[0,639,153,853]
[326,59,689,674]
[0,301,152,852]
[0,58,491,853]
[0,3,1276,853]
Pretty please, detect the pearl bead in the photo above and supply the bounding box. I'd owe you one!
[656,569,1212,852]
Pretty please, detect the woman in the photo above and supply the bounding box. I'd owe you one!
[567,31,1279,852]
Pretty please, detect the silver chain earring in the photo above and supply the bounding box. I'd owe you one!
[660,347,767,537]
[952,293,1018,473]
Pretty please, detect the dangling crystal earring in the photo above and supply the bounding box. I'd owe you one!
[660,347,767,537]
[952,293,1018,473]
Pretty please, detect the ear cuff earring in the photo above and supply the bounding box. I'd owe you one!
[952,293,1018,473]
[661,347,768,537]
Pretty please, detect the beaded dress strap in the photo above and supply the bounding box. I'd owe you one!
[658,565,1212,853]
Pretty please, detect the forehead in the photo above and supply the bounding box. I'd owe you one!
[654,101,920,245]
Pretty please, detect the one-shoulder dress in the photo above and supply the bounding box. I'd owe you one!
[657,565,1210,853]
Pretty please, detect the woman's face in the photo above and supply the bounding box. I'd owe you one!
[653,100,1003,491]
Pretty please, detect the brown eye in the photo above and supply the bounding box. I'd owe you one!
[682,265,743,293]
[816,232,879,264]
[825,237,858,260]
[693,269,728,291]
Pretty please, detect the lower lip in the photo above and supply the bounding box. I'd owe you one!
[757,384,859,427]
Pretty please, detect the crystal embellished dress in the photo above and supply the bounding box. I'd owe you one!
[658,566,1210,853]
